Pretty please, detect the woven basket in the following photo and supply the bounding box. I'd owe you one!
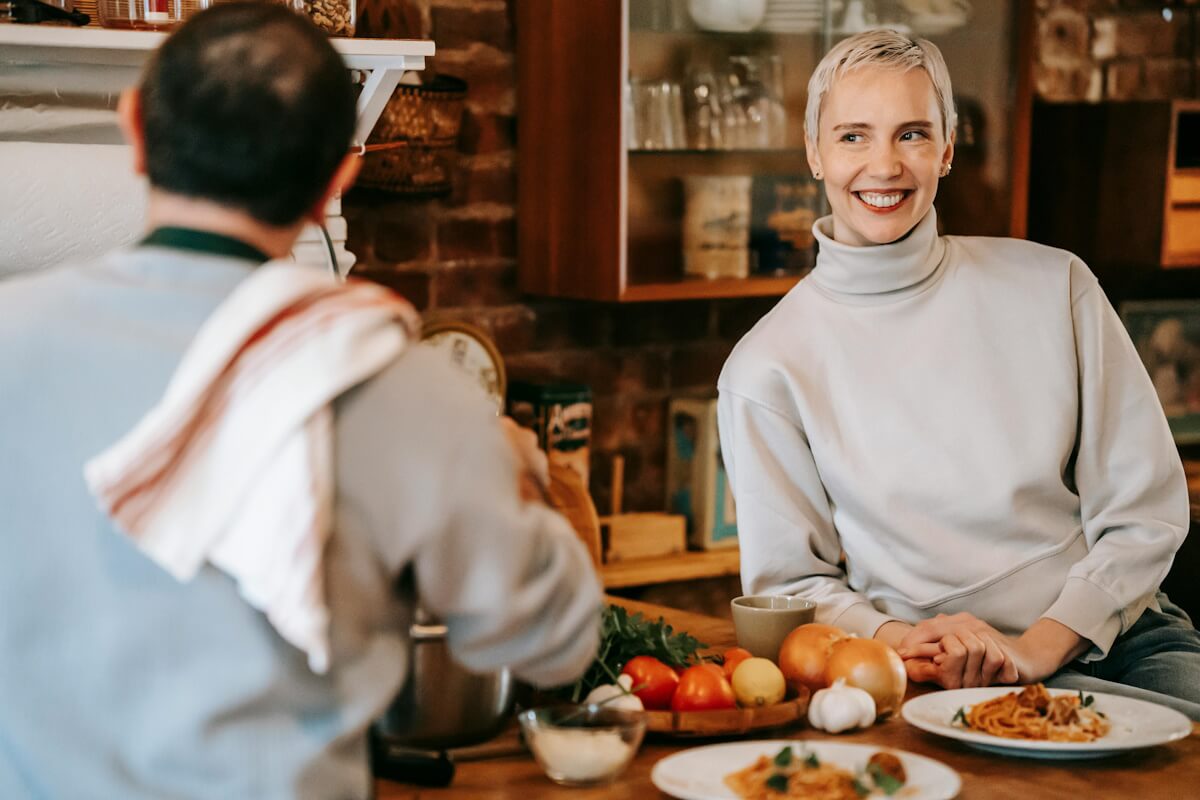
[358,74,467,196]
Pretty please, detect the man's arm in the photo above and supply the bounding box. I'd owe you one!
[336,347,601,688]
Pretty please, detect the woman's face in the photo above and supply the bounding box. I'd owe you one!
[806,66,953,246]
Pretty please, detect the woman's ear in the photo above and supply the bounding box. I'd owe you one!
[117,88,148,176]
[940,129,956,175]
[805,134,823,180]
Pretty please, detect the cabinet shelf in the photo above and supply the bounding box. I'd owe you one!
[621,275,801,302]
[629,148,808,157]
[602,548,740,589]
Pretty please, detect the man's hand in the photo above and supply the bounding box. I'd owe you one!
[499,417,548,503]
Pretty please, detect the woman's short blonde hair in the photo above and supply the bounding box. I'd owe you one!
[805,29,957,143]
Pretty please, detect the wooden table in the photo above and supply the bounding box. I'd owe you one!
[376,598,1200,799]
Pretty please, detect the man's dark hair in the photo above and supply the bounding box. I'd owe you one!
[139,3,356,226]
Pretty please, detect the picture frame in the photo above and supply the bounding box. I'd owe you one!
[419,320,507,414]
[1120,300,1200,444]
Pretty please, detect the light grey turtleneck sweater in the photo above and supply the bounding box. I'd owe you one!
[717,209,1188,661]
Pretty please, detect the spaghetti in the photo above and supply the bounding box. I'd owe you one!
[958,683,1110,742]
[724,747,905,800]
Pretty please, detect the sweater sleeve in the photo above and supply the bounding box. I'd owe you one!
[717,386,898,639]
[337,347,601,688]
[1041,259,1189,660]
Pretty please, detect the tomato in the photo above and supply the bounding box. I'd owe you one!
[620,655,680,710]
[671,663,737,712]
[721,647,754,681]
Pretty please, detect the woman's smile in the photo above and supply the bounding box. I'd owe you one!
[807,66,953,246]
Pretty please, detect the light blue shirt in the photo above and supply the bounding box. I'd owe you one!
[0,244,600,799]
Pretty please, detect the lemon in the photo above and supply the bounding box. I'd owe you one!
[731,658,786,708]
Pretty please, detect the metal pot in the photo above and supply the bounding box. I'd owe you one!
[374,621,515,751]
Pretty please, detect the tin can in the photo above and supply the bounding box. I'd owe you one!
[507,381,592,489]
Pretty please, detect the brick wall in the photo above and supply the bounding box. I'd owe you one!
[348,0,775,515]
[1034,0,1199,101]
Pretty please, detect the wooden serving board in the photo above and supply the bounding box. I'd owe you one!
[644,690,810,737]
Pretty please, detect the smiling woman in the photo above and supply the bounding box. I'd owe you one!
[803,33,954,247]
[717,28,1200,723]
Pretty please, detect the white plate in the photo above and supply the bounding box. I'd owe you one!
[651,739,961,800]
[902,687,1192,760]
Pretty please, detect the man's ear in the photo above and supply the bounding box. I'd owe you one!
[308,153,362,224]
[117,88,148,176]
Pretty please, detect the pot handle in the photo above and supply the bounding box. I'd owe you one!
[410,622,449,640]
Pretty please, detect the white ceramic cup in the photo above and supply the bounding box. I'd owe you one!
[730,595,817,659]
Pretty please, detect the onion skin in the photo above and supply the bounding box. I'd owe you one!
[823,638,907,717]
[776,623,848,696]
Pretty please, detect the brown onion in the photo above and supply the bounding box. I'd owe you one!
[777,623,848,696]
[823,638,907,717]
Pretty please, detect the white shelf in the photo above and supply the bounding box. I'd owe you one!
[0,26,432,67]
[0,27,434,144]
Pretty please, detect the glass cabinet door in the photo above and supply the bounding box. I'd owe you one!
[623,0,1023,299]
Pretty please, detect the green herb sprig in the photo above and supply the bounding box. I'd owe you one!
[564,604,707,702]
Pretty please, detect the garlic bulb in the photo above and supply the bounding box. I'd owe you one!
[807,679,876,733]
[585,674,645,712]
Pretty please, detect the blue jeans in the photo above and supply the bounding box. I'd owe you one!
[1045,592,1200,721]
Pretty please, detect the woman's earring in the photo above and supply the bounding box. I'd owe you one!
[813,170,823,180]
[940,163,952,177]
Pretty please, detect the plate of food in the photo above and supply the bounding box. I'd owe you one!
[651,740,961,800]
[901,683,1192,759]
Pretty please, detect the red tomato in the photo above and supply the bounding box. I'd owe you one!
[671,663,737,712]
[721,647,754,681]
[620,655,681,710]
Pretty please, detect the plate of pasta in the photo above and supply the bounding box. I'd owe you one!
[650,740,961,800]
[901,684,1192,759]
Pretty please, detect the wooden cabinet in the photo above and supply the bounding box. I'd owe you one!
[1027,100,1200,295]
[515,1,1033,303]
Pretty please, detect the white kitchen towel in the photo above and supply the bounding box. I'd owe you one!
[84,262,419,673]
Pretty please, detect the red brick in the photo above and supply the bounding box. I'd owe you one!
[350,267,432,310]
[430,4,512,52]
[432,49,515,113]
[1107,11,1188,59]
[367,200,435,264]
[457,110,516,155]
[485,305,537,354]
[504,350,630,395]
[356,0,425,38]
[448,159,516,206]
[434,261,521,307]
[1143,58,1193,98]
[1035,63,1102,101]
[1037,7,1090,66]
[611,303,713,347]
[1104,60,1143,100]
[436,214,516,260]
[668,343,735,391]
[527,302,612,351]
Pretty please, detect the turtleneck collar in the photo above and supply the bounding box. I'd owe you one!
[809,208,947,302]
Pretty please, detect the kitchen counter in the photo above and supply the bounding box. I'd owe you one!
[375,597,1200,799]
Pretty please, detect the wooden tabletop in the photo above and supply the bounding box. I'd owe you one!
[375,598,1200,800]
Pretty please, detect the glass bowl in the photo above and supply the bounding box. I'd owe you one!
[517,704,647,787]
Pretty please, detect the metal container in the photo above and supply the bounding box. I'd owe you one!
[374,622,515,750]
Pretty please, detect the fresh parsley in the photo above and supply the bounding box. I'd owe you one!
[1079,691,1095,708]
[773,746,794,767]
[804,751,821,769]
[951,707,967,726]
[867,762,905,796]
[852,777,871,797]
[564,604,707,702]
[765,773,789,793]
